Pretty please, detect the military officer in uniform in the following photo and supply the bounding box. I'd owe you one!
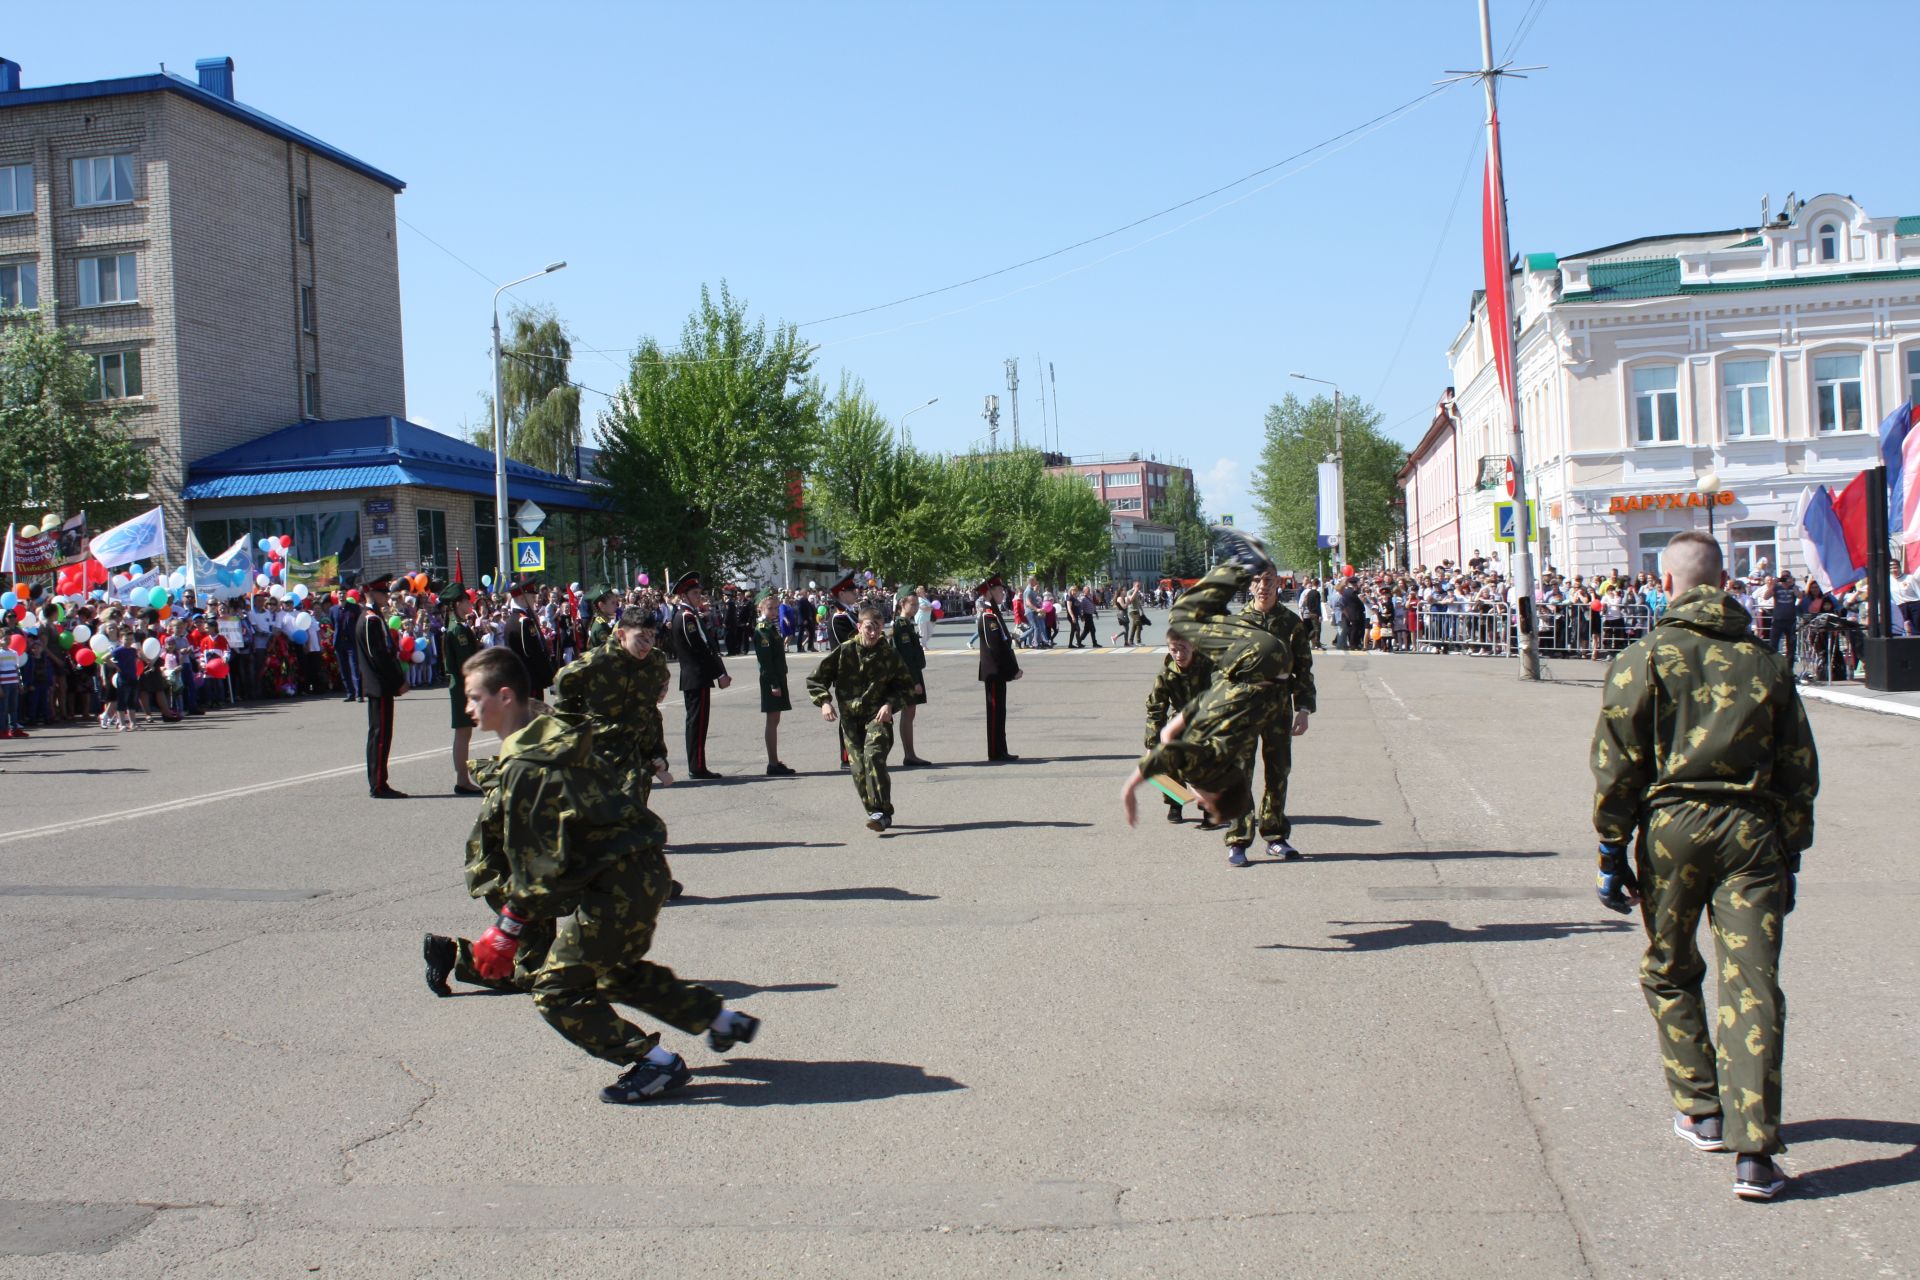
[1221,566,1316,867]
[889,591,931,767]
[752,590,797,775]
[670,572,730,778]
[975,574,1022,761]
[1589,530,1819,1202]
[353,574,408,798]
[504,578,554,698]
[825,573,860,765]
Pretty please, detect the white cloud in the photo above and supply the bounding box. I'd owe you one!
[1198,456,1242,517]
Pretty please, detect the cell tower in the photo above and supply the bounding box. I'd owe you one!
[1004,357,1021,448]
[982,394,1000,451]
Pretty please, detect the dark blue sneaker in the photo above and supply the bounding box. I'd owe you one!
[707,1010,761,1053]
[1733,1155,1787,1200]
[600,1054,692,1105]
[1210,525,1273,576]
[1227,846,1250,868]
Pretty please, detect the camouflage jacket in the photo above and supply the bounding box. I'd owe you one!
[1237,603,1316,714]
[1590,586,1818,852]
[462,714,664,919]
[806,636,915,720]
[550,640,670,783]
[1144,650,1215,748]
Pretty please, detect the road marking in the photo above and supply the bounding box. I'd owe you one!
[0,884,326,901]
[1373,677,1423,722]
[0,737,497,847]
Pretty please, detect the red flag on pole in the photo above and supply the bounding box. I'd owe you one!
[1481,107,1515,415]
[454,548,465,586]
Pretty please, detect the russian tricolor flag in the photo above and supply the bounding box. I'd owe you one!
[1882,401,1920,571]
[1798,484,1862,591]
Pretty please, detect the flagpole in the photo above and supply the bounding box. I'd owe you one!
[1476,0,1541,680]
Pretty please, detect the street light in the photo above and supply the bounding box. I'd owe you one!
[1697,470,1724,539]
[899,397,938,446]
[493,260,567,588]
[1290,372,1344,570]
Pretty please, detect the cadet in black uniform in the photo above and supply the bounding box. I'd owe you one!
[889,591,930,766]
[353,574,408,798]
[669,572,730,778]
[975,574,1022,761]
[752,590,796,776]
[504,578,554,698]
[825,573,859,765]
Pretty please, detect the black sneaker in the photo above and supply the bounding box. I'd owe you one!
[1733,1155,1787,1201]
[599,1054,693,1105]
[1674,1111,1727,1153]
[1165,806,1185,824]
[866,812,888,832]
[1210,524,1273,576]
[422,933,455,997]
[707,1010,760,1053]
[1195,818,1225,832]
[669,879,685,900]
[766,762,796,776]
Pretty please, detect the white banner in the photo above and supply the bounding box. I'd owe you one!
[1316,462,1341,549]
[112,566,162,603]
[89,505,167,568]
[184,531,254,599]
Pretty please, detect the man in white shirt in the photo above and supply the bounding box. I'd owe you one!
[1892,567,1920,637]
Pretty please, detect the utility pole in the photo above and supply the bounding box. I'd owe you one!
[1049,361,1061,452]
[1005,358,1021,448]
[983,394,1001,452]
[1035,352,1048,451]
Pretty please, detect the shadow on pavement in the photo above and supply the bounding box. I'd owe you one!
[1245,848,1561,865]
[669,887,936,907]
[699,980,840,999]
[668,841,848,855]
[4,766,148,776]
[678,1057,965,1106]
[881,819,1093,838]
[1783,1118,1920,1199]
[1289,814,1383,828]
[1261,918,1632,952]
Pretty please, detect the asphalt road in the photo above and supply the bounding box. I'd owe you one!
[1,639,1914,1278]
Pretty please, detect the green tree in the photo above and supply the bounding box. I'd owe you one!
[0,311,155,530]
[490,305,583,476]
[1249,392,1405,571]
[1159,467,1210,578]
[948,448,1109,586]
[593,284,822,579]
[807,374,959,587]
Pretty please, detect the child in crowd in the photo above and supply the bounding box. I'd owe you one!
[0,630,24,739]
[109,627,139,731]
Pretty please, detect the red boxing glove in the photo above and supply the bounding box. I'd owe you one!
[472,907,529,981]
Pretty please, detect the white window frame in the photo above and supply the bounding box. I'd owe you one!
[0,164,32,217]
[1729,524,1777,581]
[77,253,138,307]
[1107,496,1142,512]
[1906,347,1920,409]
[303,371,321,419]
[1721,356,1772,440]
[295,190,312,243]
[1813,351,1865,434]
[1638,529,1680,579]
[1106,472,1141,487]
[0,261,36,310]
[1629,362,1681,446]
[1817,223,1839,262]
[71,154,135,208]
[300,284,316,333]
[89,350,143,401]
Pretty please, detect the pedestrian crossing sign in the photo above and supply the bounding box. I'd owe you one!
[512,536,546,571]
[1493,500,1537,545]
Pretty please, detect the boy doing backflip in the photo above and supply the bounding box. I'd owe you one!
[1143,633,1213,824]
[806,603,916,832]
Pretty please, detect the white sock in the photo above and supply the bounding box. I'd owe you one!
[643,1044,678,1067]
[712,1009,741,1036]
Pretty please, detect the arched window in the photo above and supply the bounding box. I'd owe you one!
[1818,223,1839,262]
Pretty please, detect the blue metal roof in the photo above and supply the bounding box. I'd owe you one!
[184,417,606,510]
[0,71,403,192]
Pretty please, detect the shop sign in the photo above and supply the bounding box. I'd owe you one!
[1608,491,1735,514]
[364,499,393,515]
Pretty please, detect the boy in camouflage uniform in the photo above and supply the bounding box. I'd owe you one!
[1589,531,1818,1201]
[454,646,760,1104]
[1143,634,1213,824]
[1222,567,1316,867]
[550,606,674,800]
[806,603,916,832]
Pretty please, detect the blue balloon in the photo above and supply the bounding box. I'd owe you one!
[130,563,143,575]
[291,628,309,643]
[0,592,15,609]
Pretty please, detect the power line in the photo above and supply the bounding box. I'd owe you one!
[1370,125,1483,405]
[396,215,498,288]
[796,81,1462,328]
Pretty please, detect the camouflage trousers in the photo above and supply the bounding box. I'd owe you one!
[453,916,556,994]
[1156,564,1287,794]
[1635,799,1790,1155]
[1226,697,1294,848]
[530,851,723,1065]
[841,713,895,816]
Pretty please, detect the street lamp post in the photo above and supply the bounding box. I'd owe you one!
[492,260,567,587]
[1697,471,1724,539]
[1290,372,1344,569]
[898,397,938,446]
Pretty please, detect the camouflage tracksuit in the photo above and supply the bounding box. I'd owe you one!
[806,637,915,817]
[1136,563,1293,795]
[550,639,671,799]
[481,714,723,1065]
[450,749,556,993]
[1590,586,1819,1155]
[1144,649,1215,815]
[1223,602,1316,850]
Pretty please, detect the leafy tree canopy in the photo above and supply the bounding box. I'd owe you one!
[1249,392,1404,572]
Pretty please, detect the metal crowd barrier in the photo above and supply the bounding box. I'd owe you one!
[1410,604,1513,656]
[1534,603,1654,659]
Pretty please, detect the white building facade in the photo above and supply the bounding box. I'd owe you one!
[1447,195,1920,583]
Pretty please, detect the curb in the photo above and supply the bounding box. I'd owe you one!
[1796,684,1920,722]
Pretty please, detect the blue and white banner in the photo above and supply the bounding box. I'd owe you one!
[183,531,254,599]
[112,566,162,603]
[89,505,167,568]
[1316,462,1340,550]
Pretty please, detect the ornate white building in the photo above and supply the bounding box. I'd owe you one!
[1439,194,1920,582]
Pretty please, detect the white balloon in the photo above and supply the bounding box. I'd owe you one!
[255,573,270,588]
[269,584,288,600]
[73,624,92,643]
[410,649,427,664]
[141,638,162,660]
[90,634,111,654]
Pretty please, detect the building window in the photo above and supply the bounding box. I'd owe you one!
[1107,496,1142,512]
[1907,348,1920,407]
[1814,353,1864,433]
[1631,364,1680,444]
[295,191,312,243]
[71,154,135,207]
[300,285,316,333]
[87,351,142,400]
[0,164,31,216]
[1818,223,1838,262]
[1637,530,1677,578]
[1722,359,1771,438]
[1105,472,1141,487]
[1083,472,1100,487]
[474,500,497,582]
[77,253,138,306]
[417,509,448,576]
[0,262,35,310]
[302,371,320,419]
[1730,524,1777,581]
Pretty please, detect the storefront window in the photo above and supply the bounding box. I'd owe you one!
[1638,530,1677,577]
[1730,525,1777,580]
[418,509,448,577]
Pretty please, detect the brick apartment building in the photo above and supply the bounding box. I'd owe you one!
[0,55,597,585]
[1046,453,1194,584]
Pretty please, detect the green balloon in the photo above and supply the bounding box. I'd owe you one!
[57,631,74,648]
[387,615,405,630]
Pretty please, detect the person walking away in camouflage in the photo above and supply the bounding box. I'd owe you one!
[1588,531,1818,1201]
[890,592,931,766]
[454,646,761,1104]
[1223,567,1316,866]
[752,591,796,776]
[807,603,916,832]
[1143,633,1213,824]
[1119,528,1291,838]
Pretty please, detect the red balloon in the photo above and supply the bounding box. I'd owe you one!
[75,647,97,667]
[205,657,229,679]
[6,635,24,654]
[398,634,415,656]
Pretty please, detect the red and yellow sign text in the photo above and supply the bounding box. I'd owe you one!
[1608,491,1735,514]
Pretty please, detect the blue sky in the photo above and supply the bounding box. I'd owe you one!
[10,1,1917,523]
